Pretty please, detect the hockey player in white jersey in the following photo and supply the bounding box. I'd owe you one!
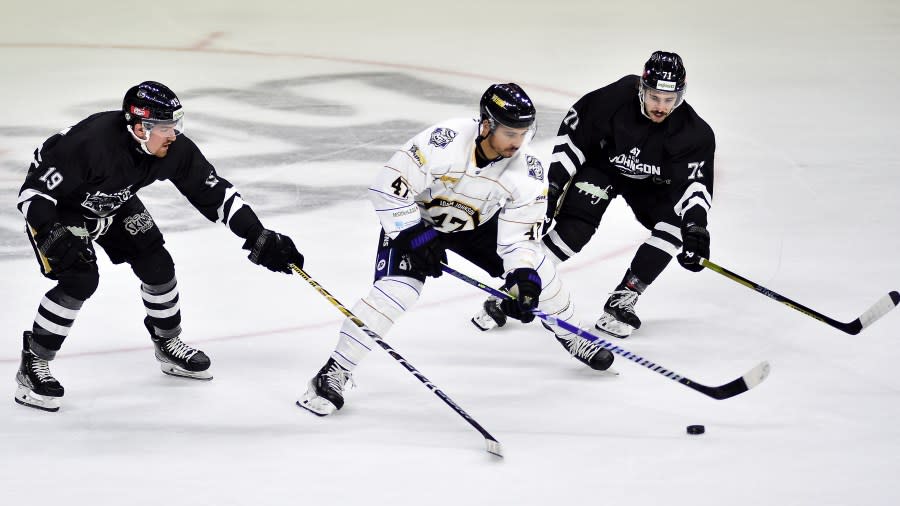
[297,83,614,417]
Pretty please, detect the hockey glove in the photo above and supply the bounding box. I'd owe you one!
[542,180,565,233]
[677,223,710,272]
[500,268,542,323]
[392,221,447,278]
[36,223,96,273]
[543,163,572,233]
[243,227,304,274]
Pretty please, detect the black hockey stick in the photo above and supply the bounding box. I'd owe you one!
[288,264,503,458]
[701,258,900,335]
[442,264,770,400]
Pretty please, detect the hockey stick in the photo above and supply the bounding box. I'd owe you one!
[441,264,770,400]
[701,258,900,335]
[288,264,503,458]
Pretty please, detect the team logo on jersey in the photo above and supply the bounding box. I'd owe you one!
[575,182,612,205]
[81,187,134,216]
[526,155,544,181]
[428,128,457,149]
[124,211,155,235]
[609,147,661,179]
[407,144,426,167]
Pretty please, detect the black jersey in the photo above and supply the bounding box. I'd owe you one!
[549,75,715,226]
[16,111,259,236]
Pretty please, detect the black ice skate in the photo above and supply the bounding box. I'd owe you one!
[555,334,614,371]
[471,297,507,331]
[595,288,642,338]
[145,318,212,380]
[14,331,64,412]
[151,336,212,380]
[297,358,354,417]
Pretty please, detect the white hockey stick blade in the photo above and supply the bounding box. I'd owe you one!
[485,438,504,458]
[743,361,771,390]
[858,291,900,330]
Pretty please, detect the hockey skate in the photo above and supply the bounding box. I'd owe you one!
[595,288,642,338]
[297,358,354,416]
[14,332,64,412]
[151,336,212,380]
[554,333,615,371]
[145,318,211,380]
[471,297,507,331]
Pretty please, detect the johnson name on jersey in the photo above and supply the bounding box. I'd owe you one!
[370,117,548,272]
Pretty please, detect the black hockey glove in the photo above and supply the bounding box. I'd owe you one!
[243,227,304,274]
[499,268,542,323]
[543,163,573,234]
[36,223,96,273]
[393,221,447,278]
[677,223,710,272]
[542,180,565,233]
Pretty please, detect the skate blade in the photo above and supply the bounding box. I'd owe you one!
[471,316,498,332]
[594,315,634,339]
[160,364,213,381]
[14,386,61,412]
[296,398,337,417]
[296,382,338,417]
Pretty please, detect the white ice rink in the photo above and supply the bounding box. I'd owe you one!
[2,1,899,504]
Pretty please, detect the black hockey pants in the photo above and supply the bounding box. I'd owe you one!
[26,196,179,354]
[543,169,683,286]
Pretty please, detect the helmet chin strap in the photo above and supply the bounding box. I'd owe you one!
[126,124,155,155]
[638,88,654,120]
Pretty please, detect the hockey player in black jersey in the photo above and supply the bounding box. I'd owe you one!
[474,51,715,338]
[14,81,304,411]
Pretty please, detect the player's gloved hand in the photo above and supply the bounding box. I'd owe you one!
[243,226,304,274]
[543,164,573,233]
[393,221,446,278]
[36,223,96,273]
[542,180,564,233]
[677,223,710,272]
[500,268,542,323]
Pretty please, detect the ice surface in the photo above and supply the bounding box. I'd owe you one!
[1,1,899,504]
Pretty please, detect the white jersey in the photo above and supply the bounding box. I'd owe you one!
[369,117,548,273]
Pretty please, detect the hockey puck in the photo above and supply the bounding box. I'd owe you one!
[686,424,705,435]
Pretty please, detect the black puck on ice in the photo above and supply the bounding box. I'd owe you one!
[686,424,705,435]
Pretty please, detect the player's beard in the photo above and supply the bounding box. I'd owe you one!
[486,136,518,158]
[153,141,173,158]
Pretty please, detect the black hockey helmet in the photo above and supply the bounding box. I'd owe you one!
[479,83,536,130]
[641,51,686,93]
[639,51,687,117]
[122,81,184,134]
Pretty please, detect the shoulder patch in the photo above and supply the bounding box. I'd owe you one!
[526,155,544,181]
[429,128,458,149]
[407,144,426,167]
